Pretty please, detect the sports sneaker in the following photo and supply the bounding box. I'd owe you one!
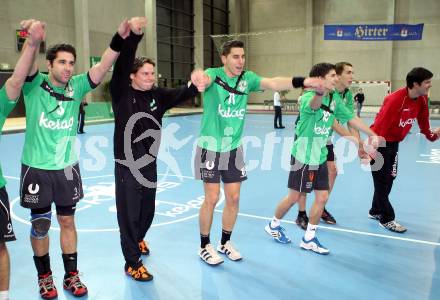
[199,244,224,266]
[321,208,336,224]
[379,220,407,233]
[125,264,153,281]
[300,236,330,255]
[139,240,150,256]
[217,241,242,261]
[63,271,88,297]
[264,222,291,244]
[295,213,309,230]
[38,271,58,299]
[368,213,381,221]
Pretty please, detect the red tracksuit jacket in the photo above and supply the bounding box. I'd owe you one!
[371,87,438,142]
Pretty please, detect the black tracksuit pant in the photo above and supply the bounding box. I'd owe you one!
[115,163,156,267]
[274,105,283,127]
[369,142,399,224]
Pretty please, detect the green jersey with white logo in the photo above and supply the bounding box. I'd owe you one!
[21,72,95,170]
[325,88,355,137]
[0,86,18,188]
[333,88,354,123]
[198,67,262,152]
[291,91,354,165]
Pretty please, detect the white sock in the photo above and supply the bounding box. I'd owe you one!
[270,217,281,228]
[304,223,317,241]
[0,290,9,300]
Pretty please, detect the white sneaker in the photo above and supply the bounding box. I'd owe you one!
[300,236,330,255]
[217,241,242,261]
[199,244,224,265]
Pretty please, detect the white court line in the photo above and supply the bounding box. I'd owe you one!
[7,173,440,246]
[4,175,19,180]
[214,209,440,247]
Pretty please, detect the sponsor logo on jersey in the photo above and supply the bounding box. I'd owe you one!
[65,84,74,98]
[218,104,245,119]
[399,118,416,128]
[238,80,248,93]
[314,123,331,135]
[150,99,157,111]
[39,112,74,130]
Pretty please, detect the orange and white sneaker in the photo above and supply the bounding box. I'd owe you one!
[63,271,88,297]
[38,271,58,299]
[125,264,153,281]
[139,240,150,256]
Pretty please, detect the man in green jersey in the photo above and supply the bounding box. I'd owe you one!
[194,39,327,265]
[19,19,133,298]
[295,62,366,229]
[0,19,45,300]
[265,63,378,255]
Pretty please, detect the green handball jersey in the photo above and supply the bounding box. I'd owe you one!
[291,90,354,165]
[21,72,95,170]
[198,67,262,152]
[0,86,18,188]
[325,88,355,137]
[333,88,354,121]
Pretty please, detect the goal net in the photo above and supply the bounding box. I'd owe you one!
[351,81,391,106]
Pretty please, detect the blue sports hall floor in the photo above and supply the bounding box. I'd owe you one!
[2,113,440,300]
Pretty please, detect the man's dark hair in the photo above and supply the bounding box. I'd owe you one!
[309,63,336,77]
[406,67,433,88]
[131,57,156,74]
[46,44,76,65]
[221,40,244,56]
[335,62,353,75]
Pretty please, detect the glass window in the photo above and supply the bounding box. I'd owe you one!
[156,0,194,88]
[203,0,229,68]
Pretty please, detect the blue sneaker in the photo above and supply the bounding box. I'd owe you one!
[300,236,330,255]
[264,222,291,244]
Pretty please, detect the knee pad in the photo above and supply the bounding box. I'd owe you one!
[30,211,52,239]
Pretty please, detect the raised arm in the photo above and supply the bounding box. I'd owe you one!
[109,17,146,102]
[6,20,45,99]
[89,17,147,85]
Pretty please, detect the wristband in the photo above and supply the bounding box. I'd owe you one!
[109,32,124,52]
[292,77,305,88]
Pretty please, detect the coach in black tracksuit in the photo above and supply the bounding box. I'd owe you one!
[110,30,201,280]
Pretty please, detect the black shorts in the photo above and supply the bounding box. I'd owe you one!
[194,146,247,184]
[287,156,329,193]
[326,144,335,162]
[0,187,16,242]
[20,163,83,209]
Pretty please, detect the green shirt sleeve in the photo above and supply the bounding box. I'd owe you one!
[334,96,354,124]
[298,91,317,116]
[0,86,18,118]
[205,68,216,85]
[23,72,44,96]
[345,90,354,115]
[71,73,95,100]
[245,71,262,92]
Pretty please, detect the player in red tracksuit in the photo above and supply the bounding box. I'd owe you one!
[368,67,440,233]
